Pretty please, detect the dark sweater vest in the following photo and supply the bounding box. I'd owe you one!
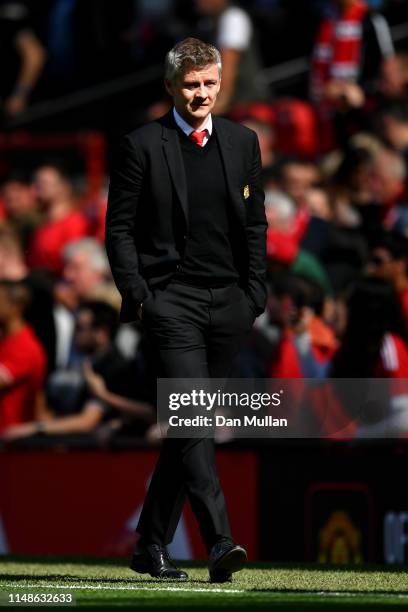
[173,127,239,287]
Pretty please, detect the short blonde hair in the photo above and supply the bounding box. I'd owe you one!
[165,37,222,82]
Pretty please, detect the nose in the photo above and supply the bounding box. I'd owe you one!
[197,83,207,99]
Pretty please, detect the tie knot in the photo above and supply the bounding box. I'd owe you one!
[190,130,207,147]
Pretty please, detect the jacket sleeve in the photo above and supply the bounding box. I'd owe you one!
[105,135,150,306]
[246,132,268,315]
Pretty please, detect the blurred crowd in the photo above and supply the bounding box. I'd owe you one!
[1,0,407,119]
[1,0,408,444]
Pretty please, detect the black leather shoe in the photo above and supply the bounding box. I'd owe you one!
[130,544,188,580]
[208,539,247,583]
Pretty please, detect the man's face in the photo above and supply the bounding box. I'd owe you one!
[2,181,36,217]
[281,163,318,205]
[33,167,68,206]
[369,153,405,204]
[165,64,221,126]
[63,250,104,299]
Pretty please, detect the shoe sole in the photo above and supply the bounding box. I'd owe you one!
[130,561,188,581]
[210,546,247,574]
[209,569,233,583]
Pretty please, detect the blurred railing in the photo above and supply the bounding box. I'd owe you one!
[3,65,163,130]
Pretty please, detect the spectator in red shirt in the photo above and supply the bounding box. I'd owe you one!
[264,190,299,265]
[310,0,400,149]
[267,274,337,379]
[1,300,154,441]
[258,275,342,436]
[264,159,329,265]
[275,158,324,232]
[0,228,56,372]
[0,280,47,432]
[27,162,88,276]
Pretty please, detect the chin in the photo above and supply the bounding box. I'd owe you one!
[190,107,211,116]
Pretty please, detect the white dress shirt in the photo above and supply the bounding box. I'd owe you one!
[173,107,213,146]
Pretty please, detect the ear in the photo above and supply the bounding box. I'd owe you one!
[164,79,174,97]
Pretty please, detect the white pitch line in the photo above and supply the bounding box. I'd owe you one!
[1,583,408,599]
[314,590,408,599]
[0,583,243,594]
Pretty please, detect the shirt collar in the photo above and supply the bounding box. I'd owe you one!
[173,107,213,137]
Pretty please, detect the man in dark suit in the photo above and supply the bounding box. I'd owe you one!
[105,37,267,583]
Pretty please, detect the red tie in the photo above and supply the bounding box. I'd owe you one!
[190,130,208,147]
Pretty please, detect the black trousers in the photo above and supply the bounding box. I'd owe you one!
[136,279,255,554]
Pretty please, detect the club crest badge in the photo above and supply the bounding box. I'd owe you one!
[243,185,250,200]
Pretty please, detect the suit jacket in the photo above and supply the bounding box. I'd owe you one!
[105,111,267,323]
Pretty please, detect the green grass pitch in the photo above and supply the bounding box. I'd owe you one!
[1,556,408,609]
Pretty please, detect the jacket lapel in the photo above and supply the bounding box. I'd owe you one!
[214,117,246,225]
[160,112,245,227]
[161,113,189,225]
